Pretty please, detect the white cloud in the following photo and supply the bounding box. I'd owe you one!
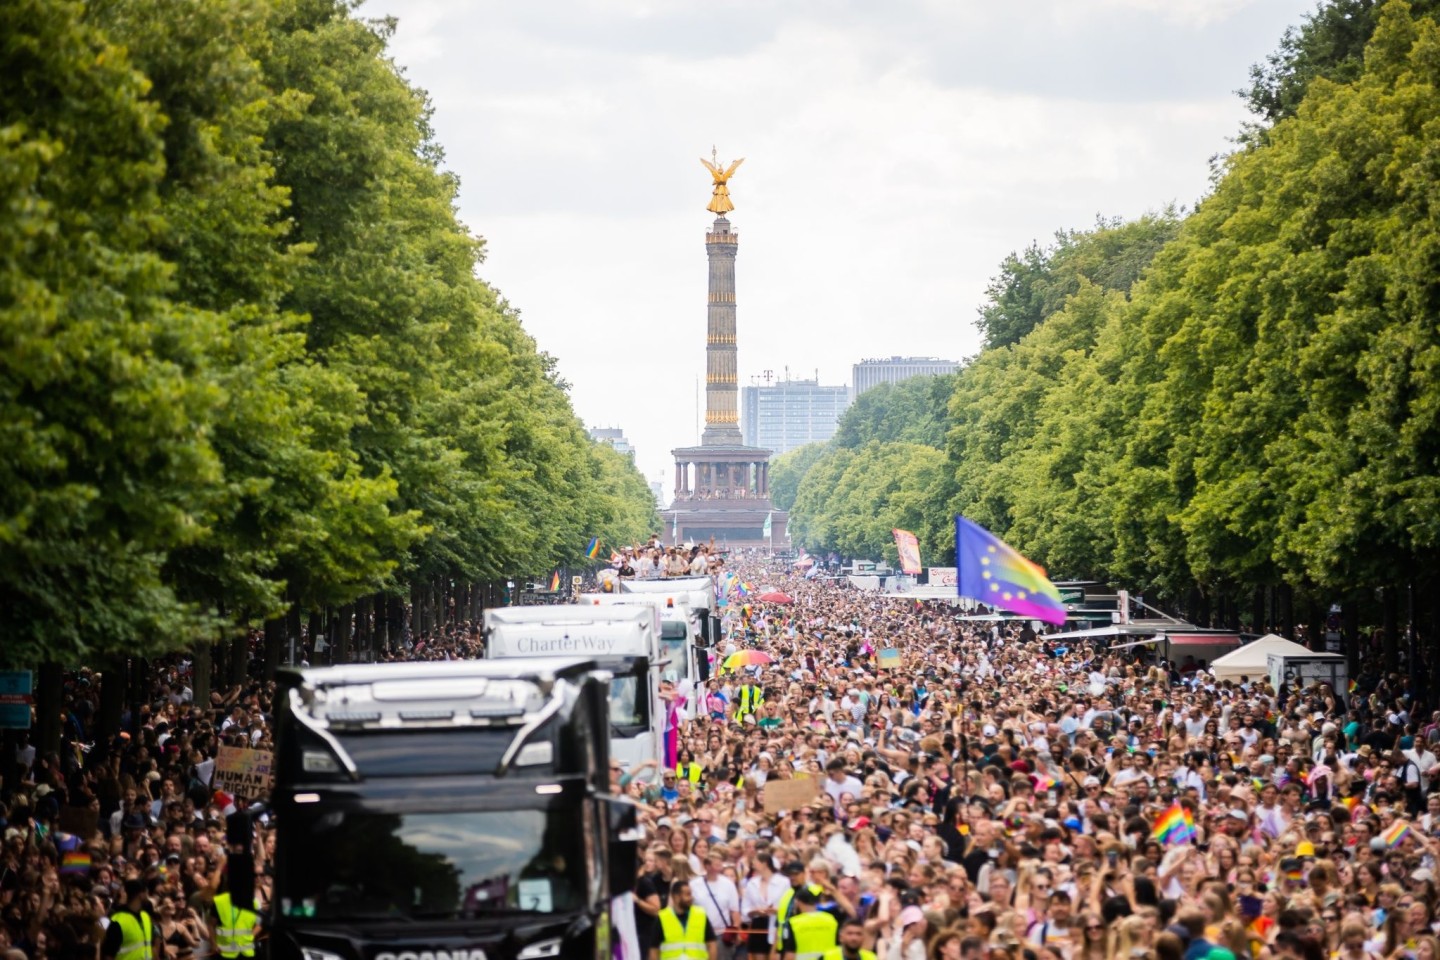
[362,0,1314,487]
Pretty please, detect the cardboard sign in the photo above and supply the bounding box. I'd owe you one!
[877,648,902,669]
[213,746,274,800]
[763,776,819,814]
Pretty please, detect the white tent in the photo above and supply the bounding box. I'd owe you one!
[1208,633,1340,681]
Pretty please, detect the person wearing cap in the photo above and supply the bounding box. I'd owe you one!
[101,879,162,960]
[780,887,837,960]
[776,862,825,947]
[653,879,717,960]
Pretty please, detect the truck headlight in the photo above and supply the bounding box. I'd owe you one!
[516,939,561,959]
[302,949,346,960]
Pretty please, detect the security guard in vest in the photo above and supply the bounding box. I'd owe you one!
[650,879,717,960]
[780,887,838,960]
[776,862,825,944]
[101,879,162,960]
[213,886,259,958]
[732,681,764,723]
[823,919,877,960]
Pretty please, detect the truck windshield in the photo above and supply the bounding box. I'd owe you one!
[609,673,645,730]
[660,621,689,685]
[279,808,584,922]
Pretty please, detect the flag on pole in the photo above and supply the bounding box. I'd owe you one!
[954,516,1066,625]
[763,511,772,538]
[1151,804,1196,846]
[892,528,922,574]
[1150,803,1196,846]
[672,513,678,542]
[549,571,561,592]
[585,537,601,559]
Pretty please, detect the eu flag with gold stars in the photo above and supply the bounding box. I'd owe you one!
[955,516,1066,625]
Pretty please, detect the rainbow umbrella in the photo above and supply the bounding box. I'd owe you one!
[722,650,774,671]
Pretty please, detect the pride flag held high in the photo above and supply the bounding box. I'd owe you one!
[954,517,1067,625]
[1150,803,1196,846]
[585,537,602,559]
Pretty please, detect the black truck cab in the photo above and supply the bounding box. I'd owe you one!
[270,658,638,960]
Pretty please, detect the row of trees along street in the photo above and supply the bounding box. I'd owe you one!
[777,0,1440,696]
[1,0,658,751]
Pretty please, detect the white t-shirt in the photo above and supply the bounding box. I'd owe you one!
[825,774,864,811]
[691,874,740,932]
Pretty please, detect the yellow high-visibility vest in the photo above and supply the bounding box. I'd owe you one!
[676,762,703,784]
[789,910,838,960]
[113,911,154,960]
[657,906,708,960]
[213,893,257,958]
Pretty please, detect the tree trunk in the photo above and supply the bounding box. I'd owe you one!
[1250,586,1265,636]
[95,656,125,757]
[1278,583,1293,639]
[335,603,354,664]
[193,642,212,716]
[35,661,64,758]
[263,618,283,680]
[1343,597,1361,684]
[229,631,248,687]
[1383,585,1399,674]
[304,610,320,664]
[286,604,301,667]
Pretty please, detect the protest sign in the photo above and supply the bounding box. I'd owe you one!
[763,776,819,814]
[213,746,274,800]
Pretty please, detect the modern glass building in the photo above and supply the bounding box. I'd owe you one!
[740,379,851,454]
[851,356,959,398]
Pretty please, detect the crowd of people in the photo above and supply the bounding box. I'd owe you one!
[606,549,1437,960]
[0,543,1433,960]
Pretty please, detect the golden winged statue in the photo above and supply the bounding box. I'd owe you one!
[700,147,744,215]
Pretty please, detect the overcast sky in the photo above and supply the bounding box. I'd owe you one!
[359,0,1316,487]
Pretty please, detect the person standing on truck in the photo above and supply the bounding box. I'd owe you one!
[652,879,717,960]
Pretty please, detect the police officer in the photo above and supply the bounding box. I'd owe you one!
[780,888,838,960]
[101,879,162,960]
[823,919,876,960]
[651,879,717,960]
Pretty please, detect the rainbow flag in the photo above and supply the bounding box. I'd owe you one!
[1284,863,1304,882]
[1340,796,1361,812]
[1383,820,1412,848]
[60,850,91,876]
[736,581,750,598]
[585,537,601,559]
[549,570,561,592]
[954,517,1066,625]
[1033,774,1058,793]
[1150,803,1196,846]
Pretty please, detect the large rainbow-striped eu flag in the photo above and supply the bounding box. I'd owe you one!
[955,516,1067,625]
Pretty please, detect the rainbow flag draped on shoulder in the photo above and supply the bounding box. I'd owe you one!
[1151,803,1196,846]
[954,517,1066,625]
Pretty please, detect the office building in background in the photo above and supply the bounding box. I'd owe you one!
[851,356,959,398]
[741,379,851,454]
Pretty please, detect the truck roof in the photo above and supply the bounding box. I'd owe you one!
[289,656,601,688]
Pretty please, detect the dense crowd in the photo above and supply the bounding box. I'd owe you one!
[606,552,1438,960]
[1,547,1433,960]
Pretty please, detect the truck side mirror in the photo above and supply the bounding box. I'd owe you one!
[606,797,640,896]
